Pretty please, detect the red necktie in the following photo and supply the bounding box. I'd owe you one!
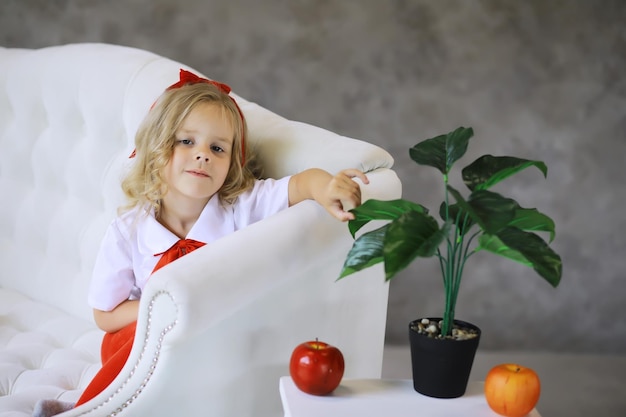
[152,239,206,274]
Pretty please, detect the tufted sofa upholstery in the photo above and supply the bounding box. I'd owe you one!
[0,43,401,417]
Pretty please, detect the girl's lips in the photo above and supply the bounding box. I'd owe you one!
[186,170,209,177]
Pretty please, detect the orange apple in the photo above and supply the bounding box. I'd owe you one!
[484,363,541,417]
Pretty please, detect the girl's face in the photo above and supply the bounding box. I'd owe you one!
[161,102,235,207]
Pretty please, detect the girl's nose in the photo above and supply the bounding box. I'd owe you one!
[196,147,210,162]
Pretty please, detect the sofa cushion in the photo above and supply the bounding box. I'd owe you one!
[0,288,102,414]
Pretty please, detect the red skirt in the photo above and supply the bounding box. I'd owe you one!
[75,321,137,406]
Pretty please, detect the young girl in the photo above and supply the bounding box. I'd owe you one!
[33,70,368,417]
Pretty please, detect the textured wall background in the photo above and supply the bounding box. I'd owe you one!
[1,0,624,353]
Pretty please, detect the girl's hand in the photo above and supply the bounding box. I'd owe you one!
[289,168,370,221]
[320,169,369,221]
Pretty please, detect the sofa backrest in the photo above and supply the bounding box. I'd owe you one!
[0,43,394,321]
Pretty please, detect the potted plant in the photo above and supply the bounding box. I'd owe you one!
[338,126,562,398]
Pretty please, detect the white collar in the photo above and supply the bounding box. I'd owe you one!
[134,195,234,256]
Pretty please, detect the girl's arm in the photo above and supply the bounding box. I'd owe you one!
[93,300,140,333]
[288,168,369,221]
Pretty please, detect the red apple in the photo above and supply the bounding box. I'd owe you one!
[289,339,345,395]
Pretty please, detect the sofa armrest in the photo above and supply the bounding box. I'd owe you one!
[146,167,400,343]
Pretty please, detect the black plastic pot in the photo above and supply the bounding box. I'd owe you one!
[408,318,481,398]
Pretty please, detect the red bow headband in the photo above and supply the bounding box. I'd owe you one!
[130,69,246,165]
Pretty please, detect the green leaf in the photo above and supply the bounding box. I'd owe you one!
[439,201,475,235]
[348,199,428,237]
[509,208,556,242]
[462,155,548,191]
[446,186,518,235]
[479,228,562,287]
[409,127,474,175]
[338,225,388,279]
[382,211,447,281]
[478,234,532,266]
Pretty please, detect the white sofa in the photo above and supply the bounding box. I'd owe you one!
[0,43,401,417]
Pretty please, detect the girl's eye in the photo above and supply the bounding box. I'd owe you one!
[180,139,193,145]
[211,145,224,153]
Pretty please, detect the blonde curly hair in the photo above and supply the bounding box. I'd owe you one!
[121,82,256,216]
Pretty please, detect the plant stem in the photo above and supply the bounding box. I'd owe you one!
[443,226,461,336]
[441,175,460,336]
[453,215,472,310]
[437,248,446,285]
[442,174,454,336]
[443,214,474,336]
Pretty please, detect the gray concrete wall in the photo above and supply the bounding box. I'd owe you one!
[2,0,624,354]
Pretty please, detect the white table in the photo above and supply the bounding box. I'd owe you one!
[279,377,542,417]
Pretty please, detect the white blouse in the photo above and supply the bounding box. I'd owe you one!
[88,177,290,311]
